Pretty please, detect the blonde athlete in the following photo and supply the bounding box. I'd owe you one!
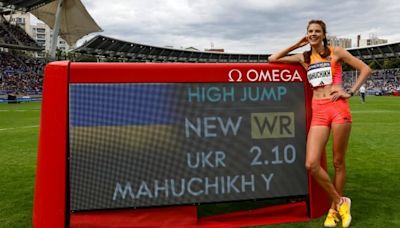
[268,19,371,227]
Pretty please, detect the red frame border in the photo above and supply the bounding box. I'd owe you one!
[33,61,69,228]
[33,62,329,228]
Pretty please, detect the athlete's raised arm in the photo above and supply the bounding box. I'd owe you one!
[268,36,308,65]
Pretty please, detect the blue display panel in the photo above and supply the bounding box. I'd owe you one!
[69,83,307,211]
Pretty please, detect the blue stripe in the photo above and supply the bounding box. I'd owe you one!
[69,84,180,127]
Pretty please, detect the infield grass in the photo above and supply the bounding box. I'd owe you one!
[0,96,399,227]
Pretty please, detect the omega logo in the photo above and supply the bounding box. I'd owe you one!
[228,69,302,82]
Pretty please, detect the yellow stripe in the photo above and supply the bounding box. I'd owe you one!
[71,125,182,150]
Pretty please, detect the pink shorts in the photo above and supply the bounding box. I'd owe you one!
[311,98,352,126]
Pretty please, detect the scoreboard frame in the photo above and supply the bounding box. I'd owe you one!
[33,61,329,228]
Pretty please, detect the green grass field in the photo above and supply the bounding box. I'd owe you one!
[0,97,399,227]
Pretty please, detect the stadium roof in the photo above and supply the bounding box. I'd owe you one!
[74,35,268,63]
[347,41,400,62]
[74,35,400,63]
[0,0,54,13]
[1,0,102,46]
[30,0,103,46]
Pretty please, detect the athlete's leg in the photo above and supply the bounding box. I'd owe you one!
[329,123,352,209]
[306,126,341,205]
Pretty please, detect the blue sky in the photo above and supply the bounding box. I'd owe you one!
[71,0,400,53]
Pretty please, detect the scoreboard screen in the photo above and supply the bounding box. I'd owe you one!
[34,63,331,228]
[69,82,308,210]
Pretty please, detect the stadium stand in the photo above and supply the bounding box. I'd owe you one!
[343,68,400,95]
[0,0,399,98]
[348,42,400,62]
[0,1,48,101]
[0,51,45,96]
[0,0,54,12]
[72,35,399,95]
[73,35,400,65]
[0,14,43,51]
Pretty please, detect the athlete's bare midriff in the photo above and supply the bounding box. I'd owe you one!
[312,84,343,99]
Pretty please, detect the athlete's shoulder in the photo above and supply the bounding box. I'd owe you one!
[329,46,349,60]
[330,46,347,54]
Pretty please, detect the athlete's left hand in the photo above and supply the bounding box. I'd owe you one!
[330,89,351,101]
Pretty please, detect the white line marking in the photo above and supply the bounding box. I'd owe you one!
[0,109,40,112]
[0,125,39,131]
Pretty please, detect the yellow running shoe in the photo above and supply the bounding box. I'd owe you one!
[324,209,340,227]
[338,197,352,228]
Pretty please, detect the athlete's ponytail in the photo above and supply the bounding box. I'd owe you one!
[303,48,312,64]
[321,37,330,58]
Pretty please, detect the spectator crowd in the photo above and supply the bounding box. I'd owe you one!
[343,68,400,95]
[0,51,45,96]
[0,50,399,97]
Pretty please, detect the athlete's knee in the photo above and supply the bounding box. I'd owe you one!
[333,158,346,171]
[305,161,320,175]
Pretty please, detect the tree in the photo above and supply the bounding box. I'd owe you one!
[391,59,400,68]
[383,58,394,69]
[369,60,381,70]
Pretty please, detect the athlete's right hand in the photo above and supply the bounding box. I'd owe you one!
[296,36,309,48]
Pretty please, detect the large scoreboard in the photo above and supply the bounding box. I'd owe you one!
[33,62,329,227]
